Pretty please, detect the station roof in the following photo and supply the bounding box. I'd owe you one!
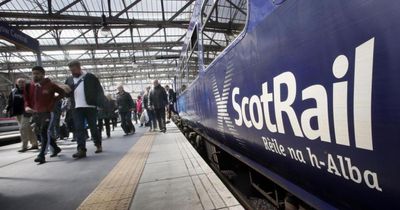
[0,0,201,92]
[0,0,245,93]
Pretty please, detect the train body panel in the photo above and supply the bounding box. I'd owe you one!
[176,0,400,209]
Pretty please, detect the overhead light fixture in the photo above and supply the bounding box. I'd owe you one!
[99,0,111,37]
[100,14,111,37]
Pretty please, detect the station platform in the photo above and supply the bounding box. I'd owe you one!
[0,122,243,210]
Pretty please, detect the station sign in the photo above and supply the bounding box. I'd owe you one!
[0,21,40,52]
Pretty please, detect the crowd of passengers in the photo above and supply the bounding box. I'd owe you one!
[2,60,178,164]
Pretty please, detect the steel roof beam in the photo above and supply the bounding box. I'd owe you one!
[8,21,241,33]
[0,55,207,70]
[0,0,11,7]
[0,42,223,52]
[0,41,181,51]
[114,0,141,18]
[55,0,82,14]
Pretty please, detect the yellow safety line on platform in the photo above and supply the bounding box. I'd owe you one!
[77,133,155,210]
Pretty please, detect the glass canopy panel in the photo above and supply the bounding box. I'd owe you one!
[0,0,225,91]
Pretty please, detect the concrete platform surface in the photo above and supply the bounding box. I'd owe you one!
[0,125,147,210]
[0,122,244,210]
[130,123,244,210]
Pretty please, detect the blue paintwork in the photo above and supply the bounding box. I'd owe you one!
[177,0,400,209]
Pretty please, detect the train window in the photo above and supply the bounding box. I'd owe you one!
[190,28,198,50]
[201,0,248,67]
[177,26,199,90]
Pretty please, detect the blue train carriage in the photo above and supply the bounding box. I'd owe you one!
[174,0,400,209]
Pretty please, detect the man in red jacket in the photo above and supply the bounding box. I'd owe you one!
[24,66,66,164]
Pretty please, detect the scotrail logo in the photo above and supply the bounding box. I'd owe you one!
[211,60,237,135]
[211,55,246,148]
[214,38,376,151]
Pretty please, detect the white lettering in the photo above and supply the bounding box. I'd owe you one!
[274,72,303,137]
[241,97,252,128]
[249,95,263,130]
[354,38,374,150]
[301,85,331,142]
[260,82,277,132]
[232,87,243,126]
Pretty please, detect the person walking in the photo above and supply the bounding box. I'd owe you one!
[109,96,118,131]
[149,80,168,133]
[51,99,62,140]
[143,86,156,131]
[98,94,115,138]
[116,85,135,135]
[65,60,104,159]
[136,95,143,127]
[24,66,65,164]
[0,93,6,116]
[165,85,177,122]
[6,78,38,152]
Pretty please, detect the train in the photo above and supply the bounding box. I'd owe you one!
[173,0,400,209]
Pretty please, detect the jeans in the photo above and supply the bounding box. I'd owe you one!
[120,111,135,134]
[51,110,61,139]
[72,107,101,151]
[98,118,111,137]
[147,109,157,129]
[154,108,166,131]
[32,112,60,158]
[167,104,177,119]
[111,117,117,130]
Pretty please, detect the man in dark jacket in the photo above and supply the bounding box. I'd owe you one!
[98,94,116,138]
[165,85,177,122]
[65,60,104,159]
[116,85,135,135]
[149,80,168,133]
[6,78,38,152]
[25,66,65,164]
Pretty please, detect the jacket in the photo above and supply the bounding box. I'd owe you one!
[24,78,66,113]
[99,99,116,119]
[116,91,134,112]
[149,85,168,109]
[143,93,149,110]
[6,86,25,117]
[167,89,176,104]
[136,99,143,113]
[65,72,105,108]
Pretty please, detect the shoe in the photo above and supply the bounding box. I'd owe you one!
[50,147,62,157]
[34,156,46,164]
[123,133,130,136]
[149,128,153,132]
[27,146,39,150]
[18,148,28,153]
[72,150,87,159]
[95,145,102,153]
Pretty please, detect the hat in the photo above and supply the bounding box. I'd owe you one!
[32,66,45,73]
